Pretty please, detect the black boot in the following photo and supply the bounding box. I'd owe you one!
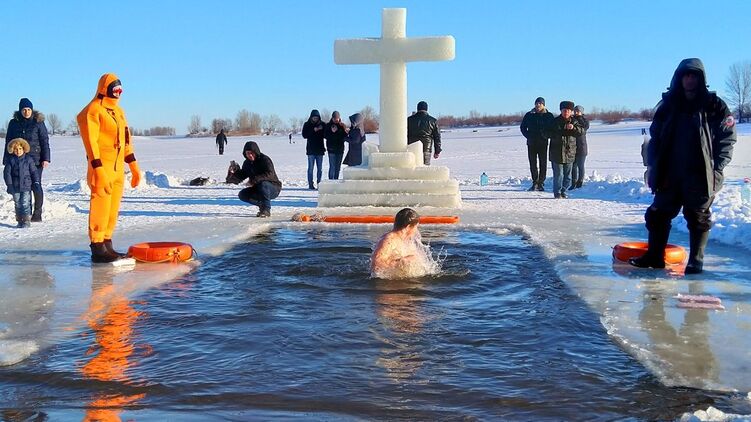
[527,183,537,191]
[256,208,271,218]
[103,239,128,258]
[90,242,119,263]
[629,227,669,269]
[685,231,709,275]
[31,209,42,222]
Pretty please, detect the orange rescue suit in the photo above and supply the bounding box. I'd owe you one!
[77,73,140,243]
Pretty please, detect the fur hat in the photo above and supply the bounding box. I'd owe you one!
[18,98,33,112]
[417,101,428,111]
[7,138,30,154]
[559,101,575,111]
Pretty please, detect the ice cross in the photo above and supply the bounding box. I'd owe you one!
[334,8,455,153]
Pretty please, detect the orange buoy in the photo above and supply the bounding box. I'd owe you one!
[612,241,687,265]
[293,214,459,224]
[127,242,194,263]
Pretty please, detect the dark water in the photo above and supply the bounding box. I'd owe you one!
[0,227,746,421]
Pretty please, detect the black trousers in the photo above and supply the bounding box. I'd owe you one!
[527,141,548,185]
[32,165,44,216]
[645,185,713,234]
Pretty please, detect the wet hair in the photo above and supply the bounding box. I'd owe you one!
[394,208,420,231]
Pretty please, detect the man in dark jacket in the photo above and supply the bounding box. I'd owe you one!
[302,109,325,189]
[407,101,441,165]
[5,98,50,221]
[548,101,583,199]
[216,129,227,155]
[570,105,590,189]
[520,97,554,191]
[229,141,282,218]
[630,58,736,274]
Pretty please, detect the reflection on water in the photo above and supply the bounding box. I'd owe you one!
[81,268,146,421]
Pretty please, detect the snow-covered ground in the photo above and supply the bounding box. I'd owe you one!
[2,122,751,410]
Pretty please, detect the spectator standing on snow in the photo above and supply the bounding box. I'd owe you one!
[629,58,736,274]
[324,111,348,180]
[570,105,590,189]
[343,113,366,167]
[4,138,40,228]
[520,97,554,191]
[216,129,228,155]
[548,101,583,199]
[228,141,282,218]
[407,101,441,165]
[302,109,325,189]
[4,98,50,222]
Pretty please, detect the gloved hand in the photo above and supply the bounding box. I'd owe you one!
[92,166,112,196]
[128,161,142,188]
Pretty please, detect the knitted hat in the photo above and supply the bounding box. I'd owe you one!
[535,97,545,105]
[417,101,428,111]
[559,101,575,111]
[574,105,584,113]
[18,98,33,111]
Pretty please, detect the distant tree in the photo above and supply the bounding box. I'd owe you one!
[130,127,143,136]
[66,119,79,136]
[211,118,233,134]
[638,107,654,121]
[360,105,379,133]
[188,115,202,134]
[0,120,7,137]
[235,109,252,132]
[320,108,331,123]
[263,114,284,135]
[288,117,304,133]
[725,61,751,123]
[47,113,62,135]
[146,126,175,136]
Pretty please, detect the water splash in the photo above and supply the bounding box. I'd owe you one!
[371,233,444,279]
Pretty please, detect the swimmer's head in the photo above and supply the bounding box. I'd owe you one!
[394,208,420,231]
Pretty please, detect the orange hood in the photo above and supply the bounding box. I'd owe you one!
[94,73,122,107]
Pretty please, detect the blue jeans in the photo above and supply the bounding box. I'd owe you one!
[571,155,586,185]
[328,152,344,180]
[551,162,573,194]
[12,191,32,220]
[307,155,323,186]
[238,181,281,211]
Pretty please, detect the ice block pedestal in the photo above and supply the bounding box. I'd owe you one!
[318,8,461,209]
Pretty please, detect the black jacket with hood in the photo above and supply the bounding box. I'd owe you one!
[4,111,50,166]
[647,58,736,196]
[302,110,326,155]
[324,116,348,155]
[233,141,282,189]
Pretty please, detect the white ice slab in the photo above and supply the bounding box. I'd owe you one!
[368,152,416,169]
[342,166,451,180]
[318,192,461,208]
[318,179,459,194]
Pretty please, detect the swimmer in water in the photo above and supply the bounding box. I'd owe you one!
[371,208,422,277]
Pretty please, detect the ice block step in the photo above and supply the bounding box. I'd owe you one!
[342,166,450,180]
[368,152,416,169]
[318,179,459,194]
[318,192,461,208]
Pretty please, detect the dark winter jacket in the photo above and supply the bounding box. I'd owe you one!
[344,113,366,166]
[324,119,348,154]
[520,109,554,145]
[232,141,282,189]
[216,130,227,146]
[548,115,583,164]
[647,58,736,196]
[407,111,441,154]
[573,115,590,156]
[302,110,326,155]
[4,153,39,194]
[4,111,50,166]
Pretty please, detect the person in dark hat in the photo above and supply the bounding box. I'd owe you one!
[302,109,325,189]
[407,101,441,165]
[547,101,583,199]
[570,105,590,189]
[629,58,736,274]
[520,97,554,191]
[4,98,50,222]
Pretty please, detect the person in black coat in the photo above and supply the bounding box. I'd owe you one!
[343,113,366,166]
[520,97,554,191]
[407,101,441,165]
[4,138,40,227]
[570,105,590,189]
[216,129,228,155]
[324,111,348,180]
[302,109,325,189]
[630,58,736,274]
[228,141,282,218]
[547,101,583,199]
[5,98,49,221]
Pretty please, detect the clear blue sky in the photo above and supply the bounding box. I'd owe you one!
[3,0,749,134]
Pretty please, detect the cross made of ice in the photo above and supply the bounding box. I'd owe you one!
[334,8,455,153]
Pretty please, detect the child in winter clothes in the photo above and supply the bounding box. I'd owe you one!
[4,138,40,227]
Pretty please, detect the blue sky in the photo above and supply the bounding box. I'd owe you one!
[3,0,749,134]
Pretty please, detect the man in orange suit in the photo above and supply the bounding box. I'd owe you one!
[77,73,141,263]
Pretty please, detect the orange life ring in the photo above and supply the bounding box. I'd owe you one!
[127,242,195,263]
[294,214,459,224]
[612,241,687,264]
